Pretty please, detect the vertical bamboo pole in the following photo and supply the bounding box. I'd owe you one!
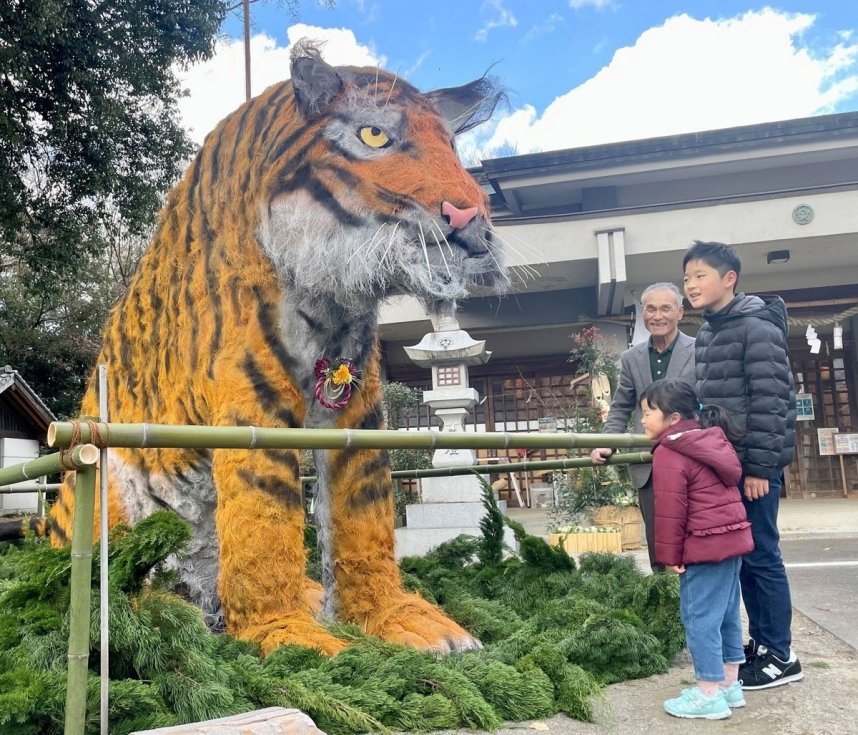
[64,446,100,735]
[98,365,109,735]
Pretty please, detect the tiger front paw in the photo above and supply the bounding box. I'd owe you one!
[239,613,347,656]
[360,592,481,653]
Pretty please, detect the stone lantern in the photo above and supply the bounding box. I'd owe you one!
[402,307,490,470]
[394,306,514,558]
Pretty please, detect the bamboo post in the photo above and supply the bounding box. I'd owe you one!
[97,365,110,735]
[63,444,100,735]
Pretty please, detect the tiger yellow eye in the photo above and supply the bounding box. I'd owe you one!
[358,126,391,148]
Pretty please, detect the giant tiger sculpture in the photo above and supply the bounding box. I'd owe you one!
[49,42,506,655]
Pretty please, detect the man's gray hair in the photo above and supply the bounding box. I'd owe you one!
[641,282,683,308]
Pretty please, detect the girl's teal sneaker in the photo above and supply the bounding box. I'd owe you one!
[721,680,746,708]
[664,686,731,720]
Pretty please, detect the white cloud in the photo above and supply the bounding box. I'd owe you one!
[470,9,858,159]
[403,50,431,79]
[522,13,564,44]
[475,0,518,43]
[175,24,384,145]
[569,0,615,10]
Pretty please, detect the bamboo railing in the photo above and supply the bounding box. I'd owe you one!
[1,421,652,734]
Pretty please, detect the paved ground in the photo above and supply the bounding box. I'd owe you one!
[464,498,858,735]
[783,537,858,651]
[466,608,858,735]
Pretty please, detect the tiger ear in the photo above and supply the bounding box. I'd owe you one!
[426,76,505,135]
[290,40,344,117]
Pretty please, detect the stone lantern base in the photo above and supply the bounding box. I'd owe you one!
[394,474,517,559]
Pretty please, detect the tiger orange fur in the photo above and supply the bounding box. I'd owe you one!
[49,41,505,655]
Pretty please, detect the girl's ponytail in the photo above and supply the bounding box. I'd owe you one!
[698,403,744,443]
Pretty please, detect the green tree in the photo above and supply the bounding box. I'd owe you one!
[0,0,227,415]
[0,0,227,287]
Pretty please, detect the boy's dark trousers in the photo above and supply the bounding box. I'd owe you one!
[739,473,793,659]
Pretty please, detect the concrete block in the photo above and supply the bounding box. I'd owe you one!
[406,500,508,529]
[395,525,517,559]
[420,474,484,503]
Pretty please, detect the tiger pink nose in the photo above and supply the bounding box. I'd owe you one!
[442,201,479,230]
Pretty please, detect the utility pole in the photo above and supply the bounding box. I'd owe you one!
[243,0,251,100]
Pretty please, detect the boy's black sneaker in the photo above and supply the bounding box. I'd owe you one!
[740,646,804,690]
[743,637,758,664]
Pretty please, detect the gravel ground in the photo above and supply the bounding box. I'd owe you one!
[432,607,858,735]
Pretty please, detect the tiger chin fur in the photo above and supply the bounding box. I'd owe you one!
[50,40,506,655]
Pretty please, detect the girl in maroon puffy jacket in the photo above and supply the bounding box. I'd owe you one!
[639,379,754,721]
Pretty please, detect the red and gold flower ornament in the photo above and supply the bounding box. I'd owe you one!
[314,357,361,409]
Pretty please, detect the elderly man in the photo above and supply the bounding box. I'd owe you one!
[590,282,695,571]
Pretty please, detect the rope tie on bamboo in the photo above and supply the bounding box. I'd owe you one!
[59,419,107,469]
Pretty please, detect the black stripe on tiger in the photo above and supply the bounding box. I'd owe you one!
[237,469,302,508]
[225,98,256,174]
[349,458,394,510]
[48,516,69,545]
[359,403,385,430]
[322,321,351,358]
[373,185,420,211]
[254,84,295,150]
[317,162,360,188]
[265,125,317,169]
[227,274,242,317]
[353,323,378,370]
[147,273,165,390]
[266,134,328,195]
[251,287,301,376]
[351,72,423,103]
[261,448,301,477]
[183,268,200,375]
[241,351,300,427]
[296,308,322,333]
[205,249,223,379]
[358,450,390,481]
[193,144,223,379]
[288,166,365,228]
[324,137,361,162]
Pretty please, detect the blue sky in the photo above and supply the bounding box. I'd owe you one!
[178,1,858,161]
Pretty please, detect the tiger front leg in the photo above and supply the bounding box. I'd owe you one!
[212,447,346,655]
[318,439,481,653]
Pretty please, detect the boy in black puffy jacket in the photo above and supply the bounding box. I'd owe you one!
[682,240,802,692]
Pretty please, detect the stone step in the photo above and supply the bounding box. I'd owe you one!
[420,474,486,503]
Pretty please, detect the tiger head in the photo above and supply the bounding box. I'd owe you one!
[246,41,507,314]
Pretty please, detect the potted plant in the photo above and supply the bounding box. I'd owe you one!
[547,523,623,554]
